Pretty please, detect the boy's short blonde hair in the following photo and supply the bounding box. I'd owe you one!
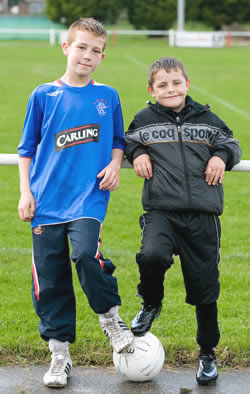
[67,17,108,49]
[148,57,189,88]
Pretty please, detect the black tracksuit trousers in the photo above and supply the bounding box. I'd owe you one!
[136,210,221,350]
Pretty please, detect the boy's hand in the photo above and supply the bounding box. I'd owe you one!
[97,163,120,191]
[133,154,153,179]
[18,191,36,222]
[205,156,226,185]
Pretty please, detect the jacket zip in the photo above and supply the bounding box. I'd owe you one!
[176,115,192,209]
[150,103,209,210]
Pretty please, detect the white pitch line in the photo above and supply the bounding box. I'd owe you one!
[124,54,148,68]
[190,85,250,120]
[124,53,250,120]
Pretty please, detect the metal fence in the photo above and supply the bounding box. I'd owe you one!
[0,154,249,171]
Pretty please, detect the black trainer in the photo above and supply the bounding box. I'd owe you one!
[131,303,162,336]
[196,354,218,385]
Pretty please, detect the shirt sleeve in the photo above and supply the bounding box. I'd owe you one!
[112,90,125,151]
[18,88,43,158]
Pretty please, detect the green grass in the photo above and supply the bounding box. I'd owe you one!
[0,37,249,367]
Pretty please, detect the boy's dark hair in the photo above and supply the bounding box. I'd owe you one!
[67,17,108,49]
[148,57,189,88]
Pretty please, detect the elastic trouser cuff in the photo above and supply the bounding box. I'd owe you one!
[200,347,216,358]
[99,305,119,321]
[196,302,220,349]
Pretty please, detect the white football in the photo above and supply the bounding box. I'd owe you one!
[113,332,165,382]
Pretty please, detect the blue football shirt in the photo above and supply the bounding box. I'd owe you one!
[18,79,125,228]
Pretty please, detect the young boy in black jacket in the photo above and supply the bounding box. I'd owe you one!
[125,57,241,385]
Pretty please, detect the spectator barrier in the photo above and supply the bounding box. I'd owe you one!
[0,154,249,172]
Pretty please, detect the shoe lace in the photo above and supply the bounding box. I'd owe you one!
[199,357,216,373]
[102,317,125,342]
[50,354,67,374]
[141,303,161,314]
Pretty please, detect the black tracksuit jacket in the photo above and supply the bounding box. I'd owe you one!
[125,96,242,215]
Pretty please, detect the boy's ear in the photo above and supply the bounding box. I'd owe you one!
[186,79,191,90]
[101,52,105,61]
[147,85,155,97]
[62,41,70,56]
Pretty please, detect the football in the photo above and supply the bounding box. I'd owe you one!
[113,332,165,382]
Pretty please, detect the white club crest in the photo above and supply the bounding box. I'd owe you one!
[94,99,109,117]
[96,101,107,116]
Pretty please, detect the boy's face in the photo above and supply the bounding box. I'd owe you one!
[62,30,105,82]
[147,68,190,112]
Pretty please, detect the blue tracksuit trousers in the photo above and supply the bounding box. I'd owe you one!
[31,218,121,343]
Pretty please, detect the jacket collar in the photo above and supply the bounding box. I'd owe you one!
[148,95,210,121]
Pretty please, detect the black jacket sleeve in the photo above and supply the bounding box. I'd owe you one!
[210,114,242,171]
[125,117,147,164]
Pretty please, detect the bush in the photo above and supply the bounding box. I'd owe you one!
[127,0,176,30]
[46,0,123,27]
[187,0,250,31]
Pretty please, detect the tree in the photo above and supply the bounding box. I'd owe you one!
[46,0,123,27]
[186,0,250,30]
[8,0,22,6]
[127,0,176,30]
[46,0,63,23]
[46,0,250,30]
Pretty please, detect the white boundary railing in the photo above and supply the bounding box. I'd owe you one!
[0,154,249,172]
[0,28,250,47]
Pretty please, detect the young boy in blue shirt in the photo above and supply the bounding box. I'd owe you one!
[18,17,133,388]
[125,57,241,385]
